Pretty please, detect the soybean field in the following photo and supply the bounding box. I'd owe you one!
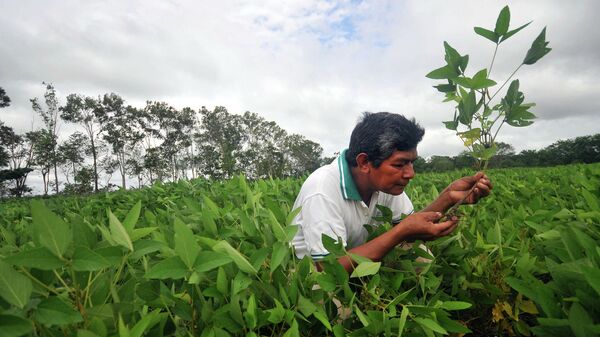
[0,163,599,337]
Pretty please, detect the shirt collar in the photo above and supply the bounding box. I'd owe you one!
[337,149,362,201]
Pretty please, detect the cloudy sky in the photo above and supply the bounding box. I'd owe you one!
[1,0,599,161]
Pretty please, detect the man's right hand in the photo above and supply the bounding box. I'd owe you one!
[398,211,459,242]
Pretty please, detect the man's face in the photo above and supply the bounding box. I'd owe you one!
[368,148,417,195]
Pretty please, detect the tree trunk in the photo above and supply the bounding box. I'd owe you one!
[53,159,59,194]
[91,137,99,193]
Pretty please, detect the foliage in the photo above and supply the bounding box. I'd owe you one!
[427,6,551,169]
[0,163,599,336]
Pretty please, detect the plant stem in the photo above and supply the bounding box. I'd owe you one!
[489,63,523,103]
[488,43,500,78]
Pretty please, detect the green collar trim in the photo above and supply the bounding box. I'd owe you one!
[338,149,362,201]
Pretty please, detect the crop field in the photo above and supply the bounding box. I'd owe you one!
[0,163,599,337]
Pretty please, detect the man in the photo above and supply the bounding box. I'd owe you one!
[291,112,492,272]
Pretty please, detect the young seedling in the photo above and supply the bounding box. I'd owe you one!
[426,6,551,218]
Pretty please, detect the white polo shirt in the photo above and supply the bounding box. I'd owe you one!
[291,150,414,260]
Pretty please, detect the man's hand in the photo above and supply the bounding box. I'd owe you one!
[399,211,459,242]
[445,172,492,205]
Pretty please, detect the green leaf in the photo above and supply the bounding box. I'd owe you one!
[267,299,286,324]
[474,27,499,43]
[77,330,101,337]
[321,234,345,257]
[316,272,337,292]
[500,21,532,42]
[313,308,332,331]
[123,201,141,233]
[471,69,497,90]
[298,295,318,317]
[440,301,472,310]
[398,306,409,336]
[130,227,158,242]
[443,120,458,131]
[130,310,161,337]
[35,297,83,326]
[5,247,65,270]
[270,242,287,272]
[213,241,257,275]
[216,267,228,295]
[194,251,232,272]
[173,218,200,269]
[426,65,458,80]
[434,84,456,93]
[72,246,120,271]
[31,200,72,258]
[0,315,33,337]
[108,209,133,251]
[350,261,381,278]
[0,261,32,309]
[569,303,592,337]
[414,318,448,335]
[523,27,551,65]
[581,266,600,297]
[282,319,299,337]
[145,256,189,280]
[495,6,510,36]
[457,128,481,147]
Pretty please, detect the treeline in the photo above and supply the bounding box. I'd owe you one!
[415,135,600,172]
[0,84,326,198]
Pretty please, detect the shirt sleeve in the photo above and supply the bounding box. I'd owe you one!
[297,193,348,260]
[390,192,414,224]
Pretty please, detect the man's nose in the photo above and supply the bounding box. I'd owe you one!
[403,162,415,179]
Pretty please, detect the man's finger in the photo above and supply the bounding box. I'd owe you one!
[439,220,459,236]
[422,212,443,222]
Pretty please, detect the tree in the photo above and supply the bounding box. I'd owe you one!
[58,132,89,184]
[283,134,323,177]
[28,129,56,195]
[0,87,10,108]
[195,106,244,179]
[0,122,35,197]
[428,156,455,172]
[60,94,102,192]
[96,93,144,189]
[31,82,60,194]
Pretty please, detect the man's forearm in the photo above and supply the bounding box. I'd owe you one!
[422,189,453,213]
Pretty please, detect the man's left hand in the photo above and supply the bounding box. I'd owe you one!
[445,172,492,205]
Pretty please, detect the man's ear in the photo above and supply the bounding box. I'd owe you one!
[355,153,371,173]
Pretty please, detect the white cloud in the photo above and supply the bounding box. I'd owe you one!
[1,0,599,163]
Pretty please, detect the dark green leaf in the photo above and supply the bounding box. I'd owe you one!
[194,251,232,272]
[145,257,188,280]
[35,297,83,326]
[523,27,551,65]
[5,247,65,270]
[474,27,499,43]
[173,218,200,269]
[31,200,72,258]
[108,209,133,251]
[123,201,141,233]
[0,261,32,309]
[213,241,257,275]
[426,65,458,80]
[72,246,119,271]
[414,318,447,334]
[443,120,458,130]
[350,261,380,278]
[0,315,33,337]
[495,6,510,36]
[500,21,532,42]
[440,301,472,310]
